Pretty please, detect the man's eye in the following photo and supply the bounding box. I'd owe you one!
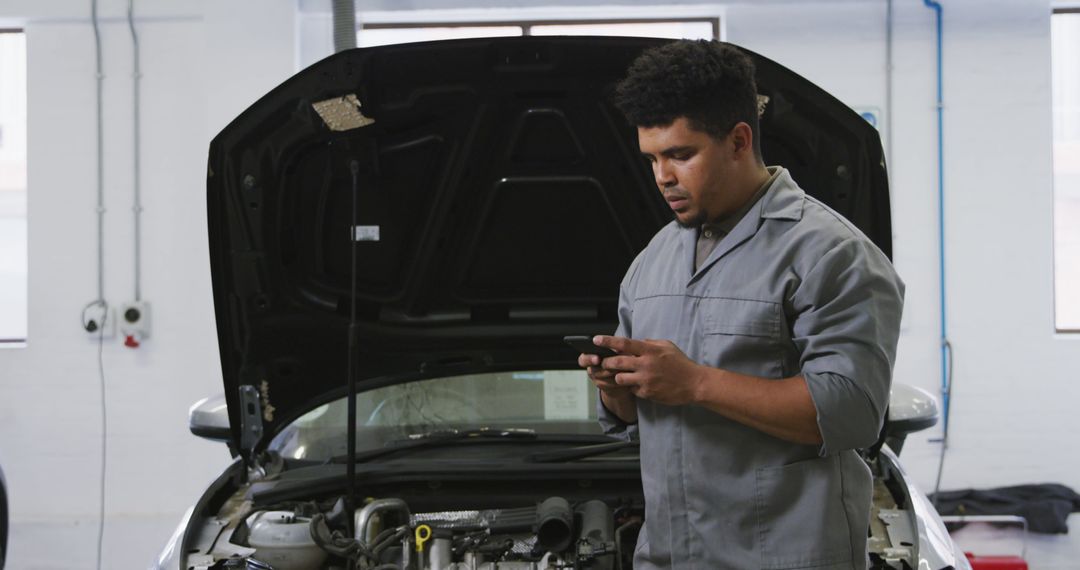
[673,153,692,161]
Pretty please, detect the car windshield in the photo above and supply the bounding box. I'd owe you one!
[268,369,603,461]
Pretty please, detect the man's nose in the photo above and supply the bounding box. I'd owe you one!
[654,161,676,188]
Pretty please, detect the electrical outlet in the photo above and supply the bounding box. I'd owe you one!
[82,303,115,339]
[119,301,150,348]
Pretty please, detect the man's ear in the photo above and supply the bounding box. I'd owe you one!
[730,122,755,158]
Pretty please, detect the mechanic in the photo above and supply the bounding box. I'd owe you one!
[576,40,905,569]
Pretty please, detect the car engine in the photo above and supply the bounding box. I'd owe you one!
[198,493,640,570]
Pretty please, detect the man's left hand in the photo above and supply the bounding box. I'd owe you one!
[594,335,705,406]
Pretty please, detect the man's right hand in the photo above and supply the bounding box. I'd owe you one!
[578,353,623,392]
[577,345,638,424]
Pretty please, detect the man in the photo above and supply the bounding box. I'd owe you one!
[576,40,905,569]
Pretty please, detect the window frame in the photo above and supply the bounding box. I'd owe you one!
[1052,7,1080,333]
[353,5,725,46]
[0,27,27,346]
[359,17,721,40]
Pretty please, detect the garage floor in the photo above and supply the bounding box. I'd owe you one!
[8,515,178,569]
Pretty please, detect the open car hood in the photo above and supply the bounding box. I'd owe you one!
[207,36,890,455]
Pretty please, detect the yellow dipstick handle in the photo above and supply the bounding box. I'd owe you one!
[414,524,432,553]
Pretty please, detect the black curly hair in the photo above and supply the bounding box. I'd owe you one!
[614,40,762,159]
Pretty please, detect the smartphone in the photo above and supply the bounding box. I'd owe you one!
[563,335,617,359]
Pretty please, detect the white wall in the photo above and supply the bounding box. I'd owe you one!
[0,0,1076,568]
[725,0,1077,492]
[731,2,1077,563]
[0,0,298,568]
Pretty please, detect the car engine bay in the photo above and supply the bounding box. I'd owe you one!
[183,455,931,570]
[192,492,641,570]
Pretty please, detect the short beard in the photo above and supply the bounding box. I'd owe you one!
[674,209,708,229]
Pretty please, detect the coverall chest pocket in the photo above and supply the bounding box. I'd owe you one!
[699,297,783,378]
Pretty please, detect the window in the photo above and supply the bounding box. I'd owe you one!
[356,8,720,48]
[0,29,27,344]
[296,5,722,83]
[1053,9,1080,331]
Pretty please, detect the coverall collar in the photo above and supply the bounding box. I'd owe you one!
[683,166,805,280]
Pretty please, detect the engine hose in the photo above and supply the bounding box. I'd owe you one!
[245,559,274,570]
[613,520,642,570]
[309,513,369,559]
[536,497,573,553]
[371,526,409,559]
[369,525,402,547]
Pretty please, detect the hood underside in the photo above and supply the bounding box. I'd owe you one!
[207,36,890,453]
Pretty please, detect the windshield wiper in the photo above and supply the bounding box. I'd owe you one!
[330,428,539,464]
[407,427,537,441]
[527,440,639,463]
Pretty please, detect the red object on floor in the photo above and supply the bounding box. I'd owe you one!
[964,553,1028,570]
[124,334,140,348]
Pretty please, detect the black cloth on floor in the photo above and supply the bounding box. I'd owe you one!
[931,483,1080,534]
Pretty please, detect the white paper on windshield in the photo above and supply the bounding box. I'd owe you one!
[543,370,589,420]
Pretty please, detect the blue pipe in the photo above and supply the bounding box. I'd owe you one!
[922,0,950,436]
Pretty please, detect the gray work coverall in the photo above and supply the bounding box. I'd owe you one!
[599,168,905,569]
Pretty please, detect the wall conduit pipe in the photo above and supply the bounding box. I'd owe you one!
[885,0,894,181]
[922,0,953,500]
[89,4,108,569]
[91,0,105,304]
[128,0,143,301]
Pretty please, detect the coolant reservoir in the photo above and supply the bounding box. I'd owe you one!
[246,510,328,570]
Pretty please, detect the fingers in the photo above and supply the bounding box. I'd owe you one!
[614,371,642,387]
[588,366,622,393]
[592,379,622,392]
[587,364,616,379]
[613,373,646,399]
[594,335,650,356]
[600,355,635,372]
[577,353,601,368]
[578,351,620,386]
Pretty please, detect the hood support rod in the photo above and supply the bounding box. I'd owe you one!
[346,159,361,537]
[333,0,357,53]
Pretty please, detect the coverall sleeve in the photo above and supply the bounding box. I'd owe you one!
[790,237,905,456]
[596,252,644,442]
